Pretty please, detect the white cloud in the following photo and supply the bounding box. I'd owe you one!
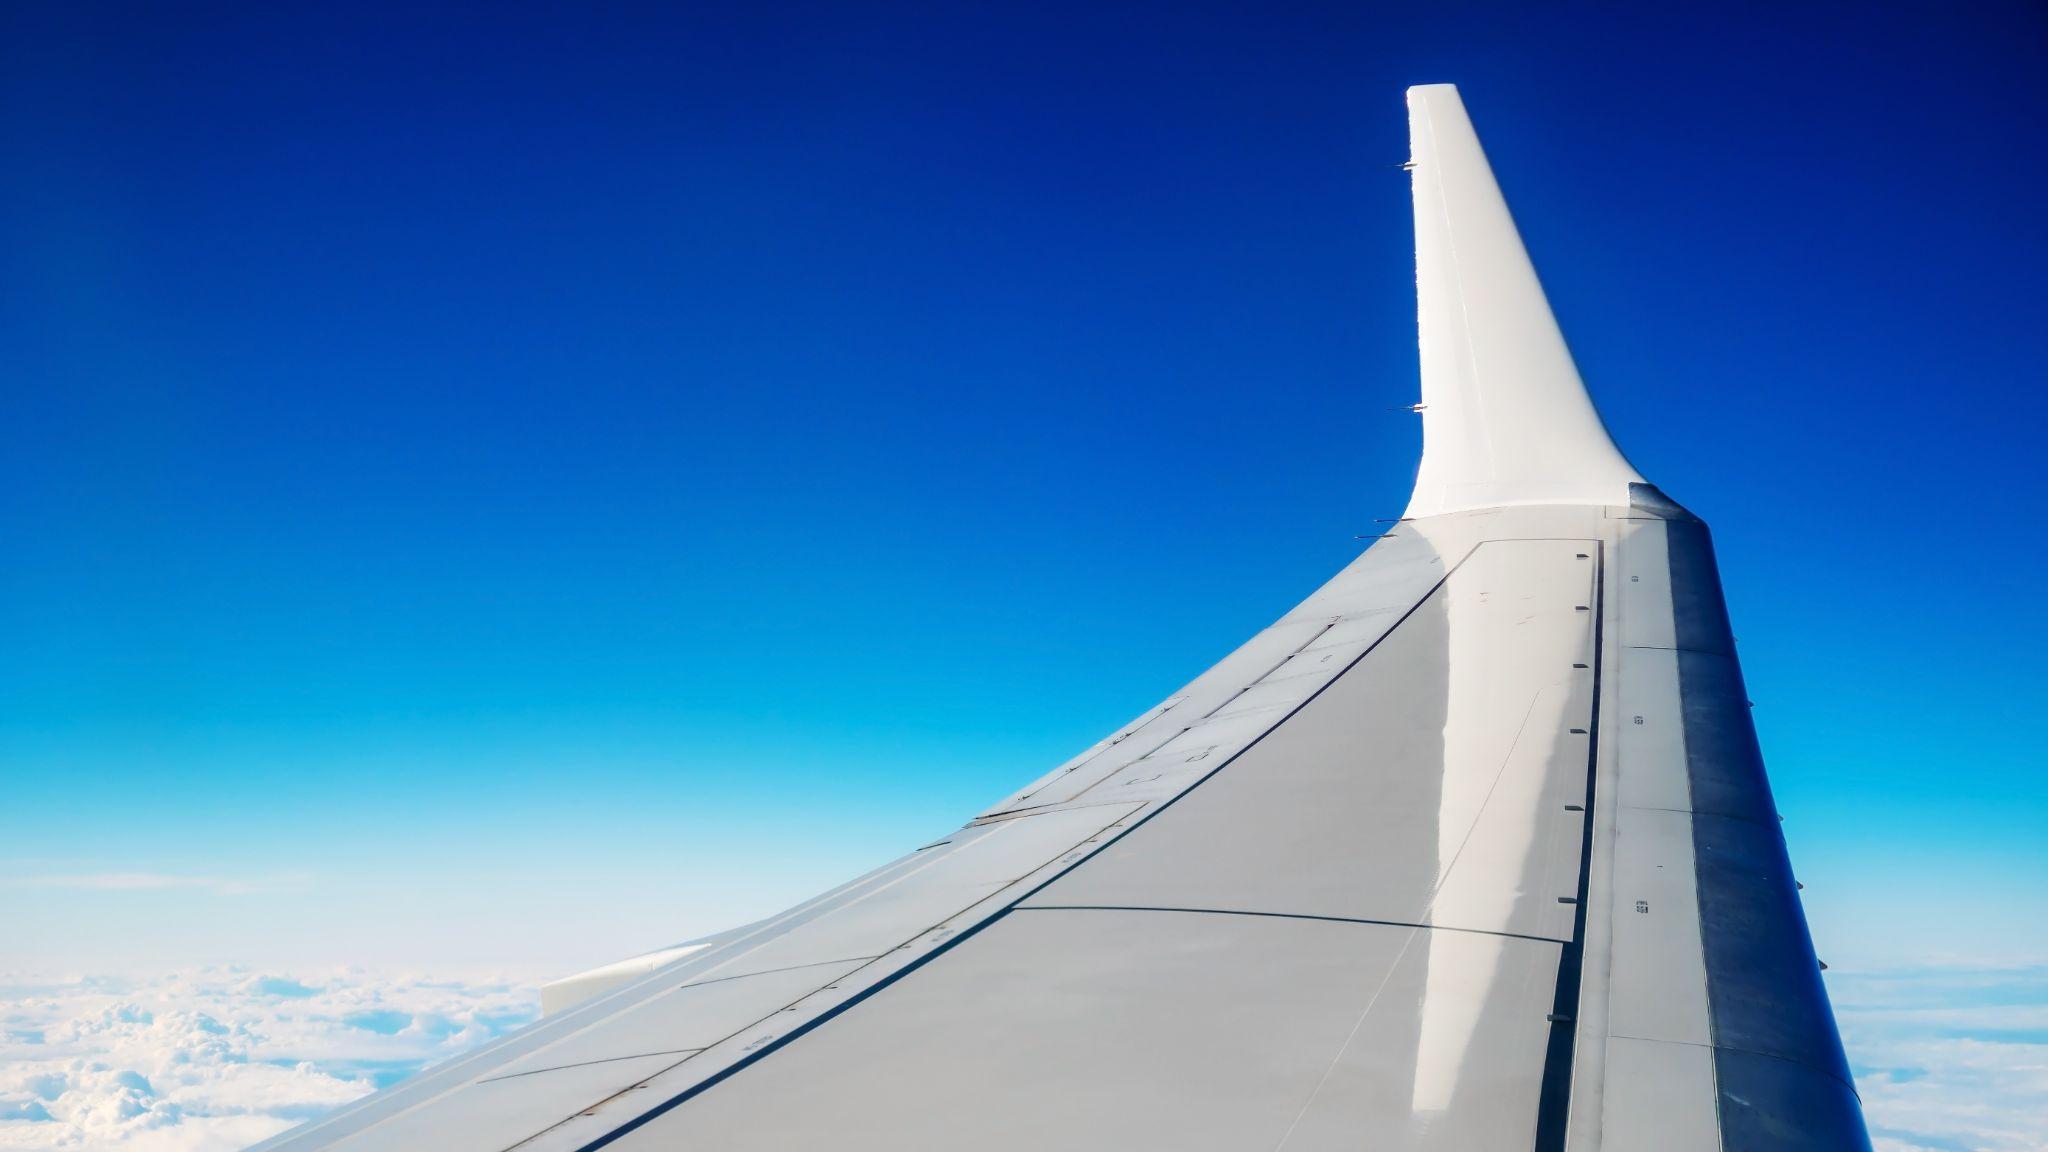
[0,967,536,1151]
[1831,961,2048,1152]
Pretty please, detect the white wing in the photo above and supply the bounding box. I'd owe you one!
[253,84,1868,1152]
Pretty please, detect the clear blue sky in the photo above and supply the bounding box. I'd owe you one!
[3,1,2042,975]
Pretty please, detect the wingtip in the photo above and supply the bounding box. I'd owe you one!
[1402,85,1464,169]
[1399,84,1645,517]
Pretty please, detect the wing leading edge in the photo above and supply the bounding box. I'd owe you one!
[253,85,1869,1152]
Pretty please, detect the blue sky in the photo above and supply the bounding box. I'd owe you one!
[3,0,2044,987]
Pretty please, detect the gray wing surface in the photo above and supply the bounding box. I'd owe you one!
[253,85,1868,1152]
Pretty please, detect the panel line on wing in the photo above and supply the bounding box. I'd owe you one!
[479,1051,705,1084]
[669,957,881,991]
[1270,927,1425,1151]
[1015,904,1567,946]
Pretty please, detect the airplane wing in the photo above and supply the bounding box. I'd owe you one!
[253,84,1869,1152]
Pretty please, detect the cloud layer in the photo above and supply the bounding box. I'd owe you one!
[0,968,535,1151]
[1832,962,2048,1152]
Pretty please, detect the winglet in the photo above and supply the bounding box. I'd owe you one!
[1402,84,1642,518]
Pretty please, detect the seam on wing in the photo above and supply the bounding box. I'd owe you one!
[480,1051,704,1084]
[1016,905,1567,946]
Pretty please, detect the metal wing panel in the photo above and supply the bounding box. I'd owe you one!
[502,511,1613,1151]
[595,913,1564,1152]
[310,1054,682,1152]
